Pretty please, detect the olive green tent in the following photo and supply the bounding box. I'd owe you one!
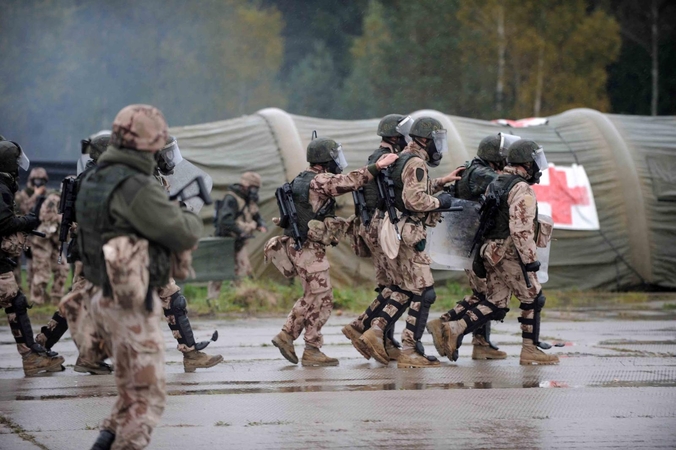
[170,108,676,291]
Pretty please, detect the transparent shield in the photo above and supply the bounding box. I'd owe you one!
[17,149,30,171]
[396,116,414,143]
[331,144,348,170]
[498,133,521,157]
[426,198,481,270]
[167,159,213,213]
[77,154,92,175]
[163,138,184,166]
[533,146,547,169]
[536,213,552,283]
[432,129,448,154]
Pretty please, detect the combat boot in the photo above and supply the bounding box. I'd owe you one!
[360,327,389,365]
[396,347,441,368]
[341,324,371,360]
[90,430,115,450]
[441,321,466,362]
[272,330,298,364]
[520,340,559,365]
[301,346,339,367]
[183,350,224,373]
[22,352,65,377]
[472,335,507,360]
[426,318,446,357]
[74,356,113,375]
[385,339,401,361]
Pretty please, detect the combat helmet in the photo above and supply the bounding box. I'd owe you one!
[0,140,29,179]
[477,135,502,163]
[110,104,168,152]
[409,117,448,167]
[409,117,443,139]
[81,131,111,163]
[507,139,541,164]
[307,137,347,174]
[377,114,405,137]
[241,171,262,188]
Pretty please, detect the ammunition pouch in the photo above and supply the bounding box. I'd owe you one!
[264,236,297,279]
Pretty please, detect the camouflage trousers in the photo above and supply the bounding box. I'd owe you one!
[282,240,333,349]
[0,271,31,356]
[30,233,68,305]
[158,278,194,353]
[483,241,542,337]
[439,268,487,322]
[58,262,109,363]
[207,245,251,300]
[90,288,166,450]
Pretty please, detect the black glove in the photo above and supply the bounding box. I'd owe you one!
[23,213,40,231]
[524,260,541,272]
[414,239,427,252]
[436,192,454,210]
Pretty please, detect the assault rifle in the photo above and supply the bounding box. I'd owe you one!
[467,184,500,258]
[169,176,213,206]
[352,188,371,227]
[57,177,78,263]
[376,167,401,241]
[275,183,302,250]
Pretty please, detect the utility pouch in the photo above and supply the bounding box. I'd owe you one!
[1,232,26,258]
[264,235,297,278]
[102,236,150,310]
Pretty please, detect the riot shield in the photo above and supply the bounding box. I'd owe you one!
[76,154,92,176]
[536,214,553,284]
[167,159,213,213]
[426,198,481,271]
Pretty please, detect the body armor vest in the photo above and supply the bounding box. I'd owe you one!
[483,174,539,240]
[283,171,336,241]
[363,147,391,210]
[391,153,421,214]
[455,158,497,201]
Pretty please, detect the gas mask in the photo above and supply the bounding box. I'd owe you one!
[327,144,347,175]
[423,130,448,168]
[248,186,259,203]
[528,146,548,184]
[32,178,47,188]
[156,137,183,176]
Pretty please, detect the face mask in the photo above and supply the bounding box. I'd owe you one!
[155,152,175,175]
[327,160,342,175]
[527,162,542,185]
[248,187,259,202]
[32,178,47,188]
[396,136,408,152]
[426,140,442,167]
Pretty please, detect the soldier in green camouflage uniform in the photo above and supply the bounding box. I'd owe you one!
[359,117,462,368]
[268,137,398,367]
[341,114,409,361]
[79,105,203,450]
[442,139,559,366]
[427,135,508,361]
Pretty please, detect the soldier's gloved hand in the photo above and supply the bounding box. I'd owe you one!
[23,213,40,231]
[436,192,454,210]
[524,260,541,272]
[414,239,426,252]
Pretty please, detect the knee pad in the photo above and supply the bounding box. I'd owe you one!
[472,290,487,303]
[11,292,30,315]
[421,286,436,307]
[493,307,509,322]
[534,291,546,311]
[169,291,188,313]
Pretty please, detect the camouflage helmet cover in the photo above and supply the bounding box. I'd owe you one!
[28,167,48,182]
[377,114,405,137]
[240,171,262,188]
[507,139,541,164]
[306,137,340,164]
[110,104,168,152]
[409,117,443,139]
[477,135,503,162]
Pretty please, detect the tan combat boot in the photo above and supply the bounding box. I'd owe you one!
[301,346,339,367]
[183,350,224,373]
[341,324,371,360]
[441,321,466,362]
[471,335,507,360]
[272,330,298,364]
[426,318,446,357]
[360,327,389,365]
[23,352,65,377]
[397,347,441,368]
[385,340,401,361]
[74,356,113,375]
[520,340,559,365]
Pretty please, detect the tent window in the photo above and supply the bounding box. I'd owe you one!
[646,155,676,202]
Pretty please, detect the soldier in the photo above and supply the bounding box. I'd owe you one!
[207,170,266,299]
[427,135,508,361]
[341,114,409,361]
[359,117,462,368]
[13,167,48,286]
[78,105,203,450]
[154,136,223,373]
[0,139,65,376]
[268,137,398,367]
[441,138,559,365]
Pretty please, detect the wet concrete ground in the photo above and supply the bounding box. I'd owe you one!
[1,300,675,449]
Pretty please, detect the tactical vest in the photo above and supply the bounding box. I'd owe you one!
[391,153,421,214]
[363,147,391,210]
[454,158,497,202]
[283,171,336,241]
[483,174,539,240]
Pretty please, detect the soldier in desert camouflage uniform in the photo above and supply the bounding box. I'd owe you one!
[441,139,559,365]
[78,105,203,450]
[359,117,462,368]
[267,137,398,367]
[341,114,410,362]
[0,139,65,376]
[427,134,508,361]
[207,170,266,299]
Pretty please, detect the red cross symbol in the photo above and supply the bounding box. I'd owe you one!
[532,168,590,225]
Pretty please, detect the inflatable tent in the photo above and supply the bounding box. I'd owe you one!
[170,108,676,291]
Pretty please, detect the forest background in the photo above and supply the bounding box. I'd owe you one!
[1,0,675,160]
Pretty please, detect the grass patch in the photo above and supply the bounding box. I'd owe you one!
[662,303,676,310]
[214,421,231,427]
[0,415,49,450]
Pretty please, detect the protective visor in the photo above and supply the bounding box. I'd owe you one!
[396,116,414,143]
[16,145,30,171]
[533,145,547,169]
[77,154,92,175]
[432,129,448,154]
[498,132,521,157]
[161,138,184,166]
[330,144,348,170]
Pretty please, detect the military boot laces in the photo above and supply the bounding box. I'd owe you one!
[442,321,465,362]
[22,352,65,377]
[90,430,115,450]
[74,356,113,375]
[272,330,298,364]
[359,327,389,365]
[301,346,339,367]
[183,350,224,373]
[341,324,371,360]
[426,318,446,357]
[471,335,507,360]
[520,341,559,366]
[397,347,441,369]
